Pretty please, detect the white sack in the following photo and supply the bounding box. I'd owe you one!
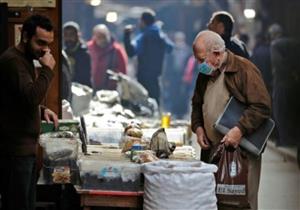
[142,160,218,210]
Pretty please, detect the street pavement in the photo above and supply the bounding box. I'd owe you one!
[259,145,300,210]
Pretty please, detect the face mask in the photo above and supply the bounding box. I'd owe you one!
[198,61,215,75]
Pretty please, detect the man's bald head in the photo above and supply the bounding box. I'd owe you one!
[193,30,225,55]
[192,30,227,70]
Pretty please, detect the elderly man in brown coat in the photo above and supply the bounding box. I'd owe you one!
[191,30,271,210]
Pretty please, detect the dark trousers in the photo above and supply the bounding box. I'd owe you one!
[138,76,160,105]
[0,156,36,210]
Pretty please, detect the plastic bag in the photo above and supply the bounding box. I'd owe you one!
[150,128,174,158]
[210,144,250,208]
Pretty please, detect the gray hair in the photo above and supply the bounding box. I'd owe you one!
[93,24,111,43]
[193,30,225,53]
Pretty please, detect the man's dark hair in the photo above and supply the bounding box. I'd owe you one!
[21,14,53,41]
[141,9,156,26]
[213,11,234,37]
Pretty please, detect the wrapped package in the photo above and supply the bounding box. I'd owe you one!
[131,150,159,163]
[120,136,142,153]
[170,145,197,160]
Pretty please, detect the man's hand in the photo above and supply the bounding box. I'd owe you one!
[39,50,56,70]
[195,127,211,149]
[221,126,242,148]
[44,108,58,129]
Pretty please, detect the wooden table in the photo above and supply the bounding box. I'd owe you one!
[76,188,144,210]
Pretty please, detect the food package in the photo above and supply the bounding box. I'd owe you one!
[120,136,142,153]
[131,150,159,163]
[52,166,71,184]
[39,133,81,184]
[119,123,144,152]
[124,122,143,137]
[125,127,143,138]
[170,145,197,160]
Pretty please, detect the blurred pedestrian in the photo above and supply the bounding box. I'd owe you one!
[207,11,249,59]
[191,30,271,210]
[182,55,200,115]
[268,23,283,43]
[251,32,272,94]
[239,33,250,47]
[161,31,191,118]
[0,14,58,210]
[63,21,91,87]
[88,24,127,91]
[124,9,174,104]
[269,23,300,147]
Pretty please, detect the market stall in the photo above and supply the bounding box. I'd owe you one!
[37,87,217,209]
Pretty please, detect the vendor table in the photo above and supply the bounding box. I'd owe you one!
[76,188,143,210]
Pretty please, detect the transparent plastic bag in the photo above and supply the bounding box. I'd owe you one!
[39,134,81,184]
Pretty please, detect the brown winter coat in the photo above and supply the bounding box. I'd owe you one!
[191,50,271,136]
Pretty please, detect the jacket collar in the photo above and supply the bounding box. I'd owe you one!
[224,50,239,73]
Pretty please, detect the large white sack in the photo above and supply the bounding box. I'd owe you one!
[142,160,218,210]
